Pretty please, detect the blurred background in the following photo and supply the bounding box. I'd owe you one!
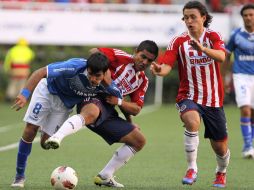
[0,0,252,105]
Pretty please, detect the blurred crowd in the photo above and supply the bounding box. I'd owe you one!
[0,0,253,12]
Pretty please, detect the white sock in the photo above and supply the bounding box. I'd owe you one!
[53,114,86,141]
[184,130,199,172]
[216,149,230,173]
[99,144,136,179]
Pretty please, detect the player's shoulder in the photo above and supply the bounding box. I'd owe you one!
[167,32,188,48]
[205,28,224,40]
[171,32,188,41]
[112,48,132,58]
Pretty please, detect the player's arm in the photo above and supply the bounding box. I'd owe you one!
[102,69,123,99]
[12,67,47,111]
[189,39,225,62]
[106,96,141,116]
[119,105,133,123]
[89,48,100,55]
[150,62,172,76]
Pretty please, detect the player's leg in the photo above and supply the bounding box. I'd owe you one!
[92,117,140,188]
[176,100,200,185]
[233,74,253,157]
[11,123,40,188]
[210,139,229,188]
[240,105,254,158]
[11,78,53,187]
[45,101,100,149]
[203,106,230,188]
[251,109,254,143]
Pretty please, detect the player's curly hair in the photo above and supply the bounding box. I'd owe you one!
[87,52,109,74]
[182,1,213,28]
[240,4,254,16]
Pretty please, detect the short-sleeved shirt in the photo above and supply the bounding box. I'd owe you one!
[99,48,148,107]
[226,27,254,74]
[46,58,117,109]
[160,28,226,107]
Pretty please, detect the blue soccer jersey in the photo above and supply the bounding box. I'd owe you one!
[46,58,120,108]
[226,28,254,74]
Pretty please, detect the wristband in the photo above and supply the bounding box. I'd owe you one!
[20,88,31,100]
[118,98,123,106]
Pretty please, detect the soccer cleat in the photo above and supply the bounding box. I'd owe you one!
[94,174,124,188]
[182,169,197,185]
[213,172,226,188]
[242,147,254,159]
[11,176,25,188]
[44,136,61,149]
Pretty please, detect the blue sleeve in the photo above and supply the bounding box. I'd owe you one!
[47,58,87,78]
[226,28,239,53]
[106,81,123,99]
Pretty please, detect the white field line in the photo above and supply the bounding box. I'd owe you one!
[0,122,24,133]
[0,105,160,152]
[0,137,40,152]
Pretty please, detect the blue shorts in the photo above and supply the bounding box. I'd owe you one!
[176,99,228,141]
[77,98,135,145]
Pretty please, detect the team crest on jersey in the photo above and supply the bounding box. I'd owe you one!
[202,42,208,48]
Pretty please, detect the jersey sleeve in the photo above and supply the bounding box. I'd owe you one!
[99,48,133,69]
[98,48,117,63]
[47,58,87,78]
[226,29,239,53]
[129,74,148,107]
[210,31,226,53]
[158,37,179,67]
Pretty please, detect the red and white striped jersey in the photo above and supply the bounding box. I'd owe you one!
[99,48,148,107]
[160,28,226,107]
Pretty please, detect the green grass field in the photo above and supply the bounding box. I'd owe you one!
[0,102,253,190]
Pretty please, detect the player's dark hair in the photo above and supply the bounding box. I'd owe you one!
[137,40,159,59]
[87,52,109,73]
[240,4,254,16]
[182,1,213,28]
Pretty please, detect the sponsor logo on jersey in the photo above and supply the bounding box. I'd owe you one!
[239,55,254,61]
[53,68,75,72]
[190,56,213,66]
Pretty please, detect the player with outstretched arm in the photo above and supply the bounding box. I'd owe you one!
[150,1,230,188]
[11,52,122,188]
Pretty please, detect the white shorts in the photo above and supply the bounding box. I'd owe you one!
[24,78,72,136]
[233,73,254,108]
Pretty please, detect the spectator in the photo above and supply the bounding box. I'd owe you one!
[3,38,34,102]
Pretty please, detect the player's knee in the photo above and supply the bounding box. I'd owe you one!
[22,124,39,142]
[133,135,146,152]
[80,106,100,125]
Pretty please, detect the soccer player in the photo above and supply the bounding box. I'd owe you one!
[226,4,254,159]
[150,1,230,188]
[45,40,159,187]
[11,52,123,188]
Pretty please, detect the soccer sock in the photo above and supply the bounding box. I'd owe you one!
[251,119,254,140]
[16,138,32,177]
[216,149,230,173]
[240,117,252,149]
[184,130,199,172]
[99,144,136,179]
[52,114,86,141]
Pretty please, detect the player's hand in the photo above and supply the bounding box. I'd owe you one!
[189,39,204,52]
[12,94,27,111]
[150,62,162,75]
[105,95,118,105]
